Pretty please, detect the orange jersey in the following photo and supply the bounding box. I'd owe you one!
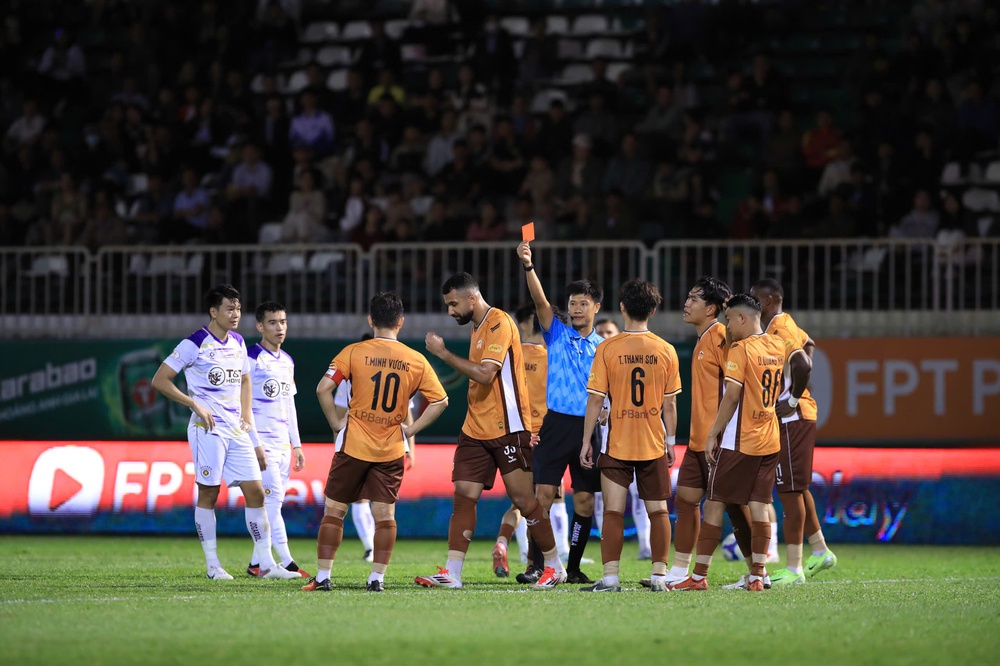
[327,338,447,462]
[764,312,818,422]
[587,331,682,461]
[689,321,728,451]
[721,334,786,456]
[522,342,548,435]
[463,308,532,439]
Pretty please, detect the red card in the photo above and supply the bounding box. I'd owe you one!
[521,223,535,242]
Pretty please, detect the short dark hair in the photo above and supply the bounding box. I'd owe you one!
[441,272,479,295]
[515,303,541,334]
[619,279,662,321]
[255,301,285,322]
[203,283,240,313]
[693,276,732,317]
[727,292,762,314]
[566,279,602,304]
[369,291,404,328]
[595,317,619,330]
[752,278,784,300]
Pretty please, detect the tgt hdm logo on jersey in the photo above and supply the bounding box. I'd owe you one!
[207,367,242,386]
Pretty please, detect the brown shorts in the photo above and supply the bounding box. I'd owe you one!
[707,449,777,505]
[677,448,710,491]
[775,419,816,493]
[598,453,672,501]
[324,451,405,504]
[453,431,532,490]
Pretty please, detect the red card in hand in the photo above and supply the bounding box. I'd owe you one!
[521,223,535,242]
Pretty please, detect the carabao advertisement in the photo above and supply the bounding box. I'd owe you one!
[3,440,999,544]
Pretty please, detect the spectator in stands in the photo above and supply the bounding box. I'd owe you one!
[425,109,461,177]
[587,188,637,240]
[171,167,211,243]
[507,94,536,145]
[891,190,940,239]
[289,91,335,159]
[873,140,906,227]
[808,193,856,238]
[357,20,403,82]
[421,197,459,242]
[253,1,298,73]
[451,63,491,132]
[390,124,427,175]
[438,139,481,215]
[603,132,651,198]
[909,78,955,142]
[910,129,944,194]
[372,93,406,150]
[339,176,367,241]
[352,204,387,251]
[801,110,842,179]
[488,117,526,195]
[818,140,856,197]
[574,92,618,158]
[519,18,559,87]
[580,59,620,111]
[368,68,407,107]
[129,173,174,244]
[37,29,86,101]
[465,124,491,170]
[857,88,897,159]
[731,192,770,239]
[80,192,127,251]
[939,191,976,238]
[345,117,390,170]
[769,195,807,239]
[334,68,371,132]
[520,155,554,211]
[4,99,45,152]
[956,80,999,159]
[764,110,802,184]
[635,84,685,144]
[226,142,273,242]
[537,99,573,168]
[746,53,786,123]
[507,194,537,239]
[840,163,878,237]
[554,134,605,233]
[466,199,507,241]
[46,172,87,246]
[470,14,517,103]
[669,62,700,110]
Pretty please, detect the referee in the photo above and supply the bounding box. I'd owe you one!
[516,240,604,584]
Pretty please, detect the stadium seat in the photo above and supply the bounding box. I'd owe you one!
[546,16,569,35]
[585,38,623,59]
[558,39,584,60]
[143,255,186,277]
[327,69,348,91]
[26,255,70,278]
[258,223,284,245]
[265,253,307,274]
[530,88,570,114]
[181,253,204,277]
[285,70,309,94]
[316,45,353,67]
[940,161,965,186]
[250,73,286,94]
[558,63,593,85]
[341,21,372,41]
[606,62,631,82]
[385,19,409,40]
[500,17,530,37]
[308,251,345,272]
[572,15,609,36]
[126,173,148,197]
[302,21,339,44]
[983,161,1000,185]
[962,188,1000,213]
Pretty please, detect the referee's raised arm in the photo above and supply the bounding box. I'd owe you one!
[517,241,555,330]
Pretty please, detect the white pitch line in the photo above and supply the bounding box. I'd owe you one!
[3,577,999,605]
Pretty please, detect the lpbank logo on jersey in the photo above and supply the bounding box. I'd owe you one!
[27,446,104,516]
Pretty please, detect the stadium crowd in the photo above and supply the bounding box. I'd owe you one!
[0,0,998,251]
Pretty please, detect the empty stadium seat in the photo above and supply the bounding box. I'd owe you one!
[962,188,1000,212]
[308,251,345,272]
[558,63,593,85]
[285,70,309,94]
[572,15,609,35]
[558,39,584,60]
[302,21,339,44]
[984,161,1000,185]
[500,16,530,37]
[327,69,348,91]
[341,21,372,41]
[316,45,352,67]
[530,88,570,113]
[585,38,623,59]
[265,253,307,274]
[385,19,409,40]
[26,255,70,278]
[546,16,569,35]
[258,223,284,245]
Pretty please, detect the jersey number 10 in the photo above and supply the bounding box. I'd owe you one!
[370,371,401,412]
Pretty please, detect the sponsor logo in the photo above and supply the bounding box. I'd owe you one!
[697,350,705,360]
[726,361,739,371]
[27,446,104,516]
[207,367,241,386]
[476,340,483,349]
[487,344,502,353]
[263,379,280,398]
[0,358,98,403]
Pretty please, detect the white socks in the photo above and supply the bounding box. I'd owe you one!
[514,518,529,560]
[669,565,689,579]
[245,506,276,570]
[445,557,464,581]
[629,483,650,554]
[352,502,376,551]
[550,501,570,558]
[769,521,779,557]
[267,500,293,566]
[195,507,220,568]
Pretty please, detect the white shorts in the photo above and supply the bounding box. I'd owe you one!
[189,425,261,488]
[261,445,291,502]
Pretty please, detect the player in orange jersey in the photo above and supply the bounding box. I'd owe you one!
[752,278,837,584]
[308,292,449,592]
[580,279,682,592]
[671,293,785,592]
[414,272,568,590]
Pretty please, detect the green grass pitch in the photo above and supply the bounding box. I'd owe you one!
[3,536,999,665]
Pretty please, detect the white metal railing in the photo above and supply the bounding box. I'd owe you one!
[0,239,997,337]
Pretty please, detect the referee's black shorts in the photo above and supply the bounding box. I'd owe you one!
[531,410,600,493]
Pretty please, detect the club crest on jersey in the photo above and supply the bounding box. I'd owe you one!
[698,350,705,360]
[477,340,483,349]
[200,466,212,477]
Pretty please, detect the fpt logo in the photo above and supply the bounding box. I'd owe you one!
[27,446,105,516]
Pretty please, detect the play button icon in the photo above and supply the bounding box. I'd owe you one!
[28,446,104,516]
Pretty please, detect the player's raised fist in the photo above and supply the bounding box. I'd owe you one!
[517,241,532,266]
[426,331,445,356]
